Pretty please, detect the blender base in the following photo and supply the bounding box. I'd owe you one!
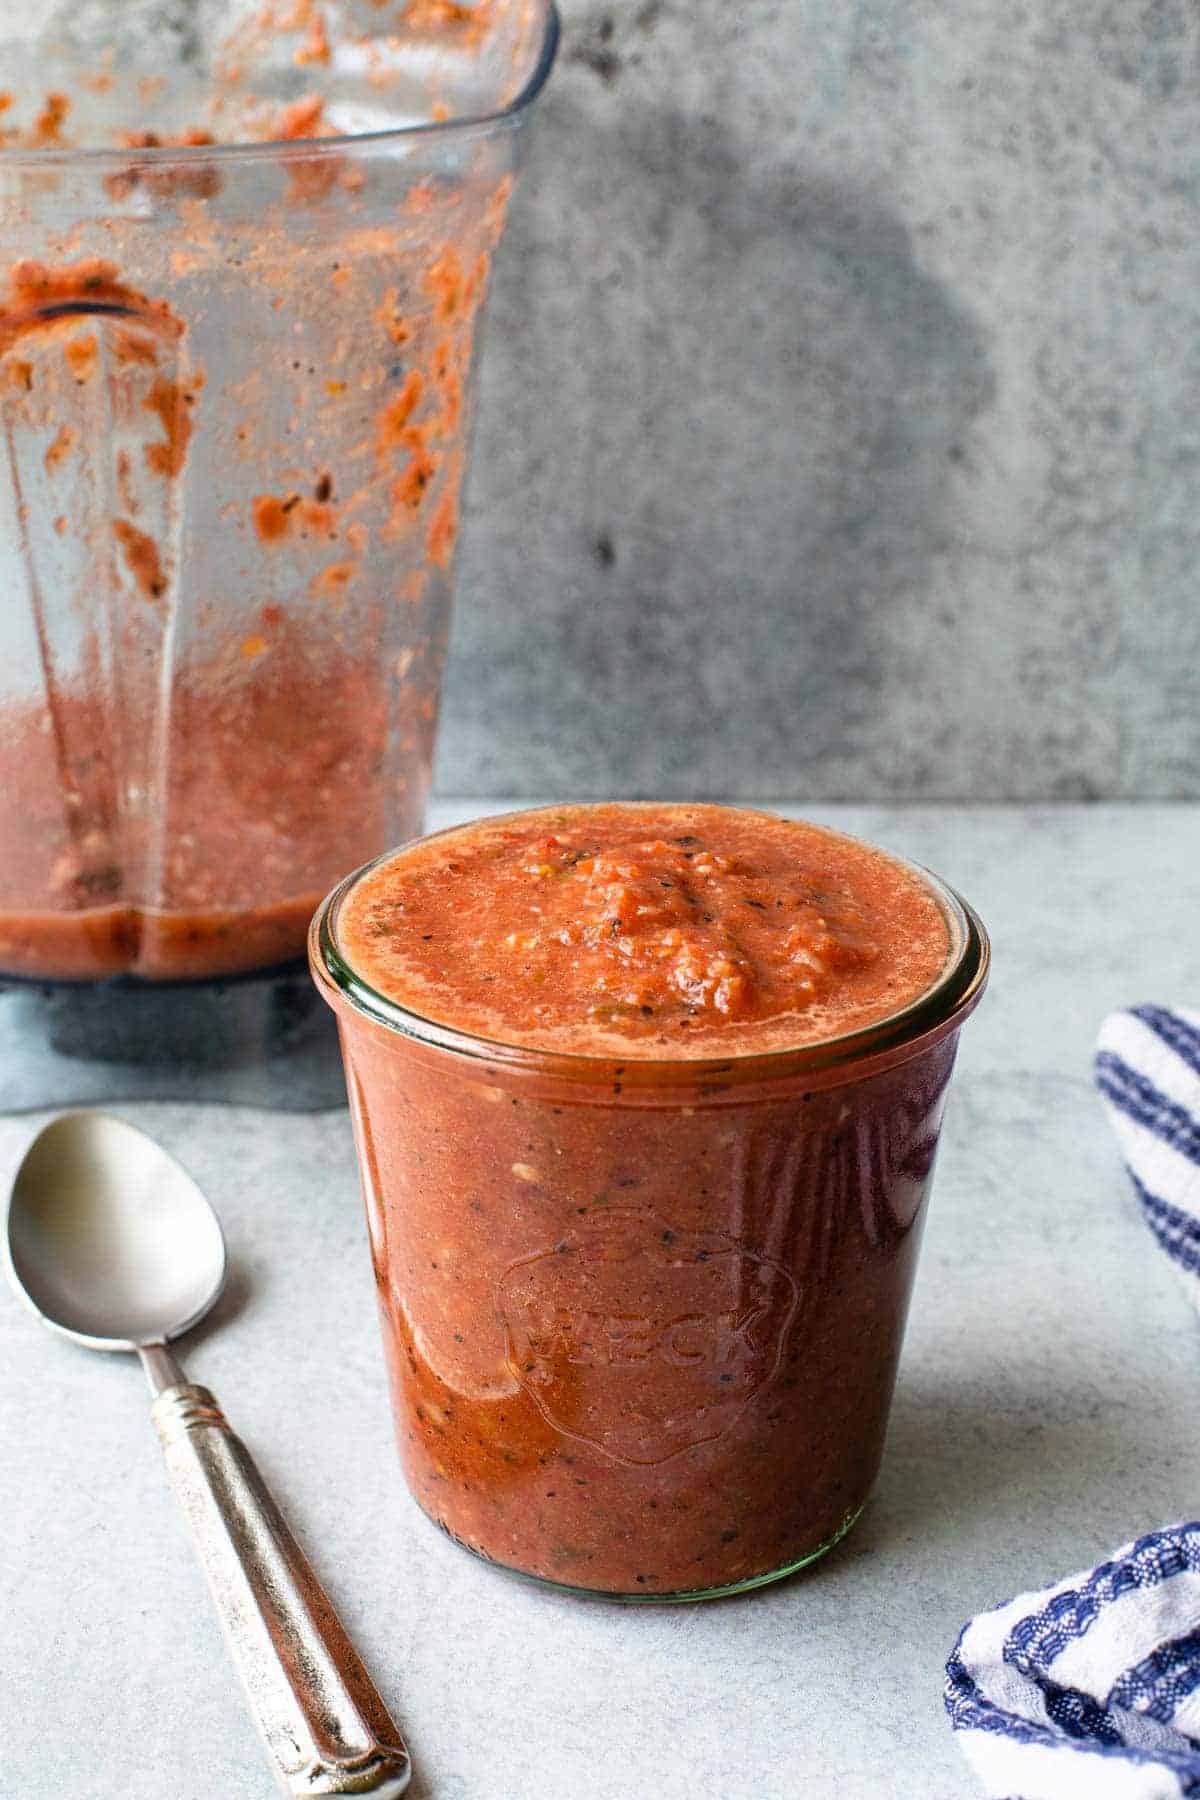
[0,961,346,1112]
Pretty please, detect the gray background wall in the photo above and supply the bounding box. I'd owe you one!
[438,0,1200,800]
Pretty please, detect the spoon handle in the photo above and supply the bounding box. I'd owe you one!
[152,1382,411,1797]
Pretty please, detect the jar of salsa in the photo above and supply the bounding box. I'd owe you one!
[310,804,989,1600]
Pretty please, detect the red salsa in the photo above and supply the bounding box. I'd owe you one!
[0,621,411,980]
[338,804,950,1055]
[316,804,984,1598]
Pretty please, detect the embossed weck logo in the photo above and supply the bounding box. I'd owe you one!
[498,1208,799,1466]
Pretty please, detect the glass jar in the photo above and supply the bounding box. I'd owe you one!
[310,812,989,1601]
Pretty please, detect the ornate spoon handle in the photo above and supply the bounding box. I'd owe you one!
[152,1381,411,1797]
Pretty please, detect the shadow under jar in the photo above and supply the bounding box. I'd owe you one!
[311,803,989,1600]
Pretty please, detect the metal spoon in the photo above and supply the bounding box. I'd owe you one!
[5,1110,411,1798]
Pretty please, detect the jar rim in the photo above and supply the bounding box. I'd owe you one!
[308,804,991,1089]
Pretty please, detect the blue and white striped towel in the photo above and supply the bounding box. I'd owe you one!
[944,1005,1200,1799]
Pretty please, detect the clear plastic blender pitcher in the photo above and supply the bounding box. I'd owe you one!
[0,0,557,1106]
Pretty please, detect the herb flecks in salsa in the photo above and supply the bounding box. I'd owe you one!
[337,804,949,1058]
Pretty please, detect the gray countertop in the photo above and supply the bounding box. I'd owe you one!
[3,803,1199,1800]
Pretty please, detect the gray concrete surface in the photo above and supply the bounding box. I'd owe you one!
[440,0,1200,800]
[3,800,1200,1799]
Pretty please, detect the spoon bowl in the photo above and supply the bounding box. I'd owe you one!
[7,1111,226,1351]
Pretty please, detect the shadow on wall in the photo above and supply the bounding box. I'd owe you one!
[442,80,995,797]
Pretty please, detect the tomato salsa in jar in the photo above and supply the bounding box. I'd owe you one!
[310,803,989,1600]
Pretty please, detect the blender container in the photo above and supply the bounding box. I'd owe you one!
[0,0,557,1108]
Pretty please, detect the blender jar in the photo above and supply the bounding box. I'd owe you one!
[0,0,557,1107]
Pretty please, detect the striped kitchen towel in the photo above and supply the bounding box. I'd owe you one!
[1095,1005,1200,1304]
[944,1006,1200,1799]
